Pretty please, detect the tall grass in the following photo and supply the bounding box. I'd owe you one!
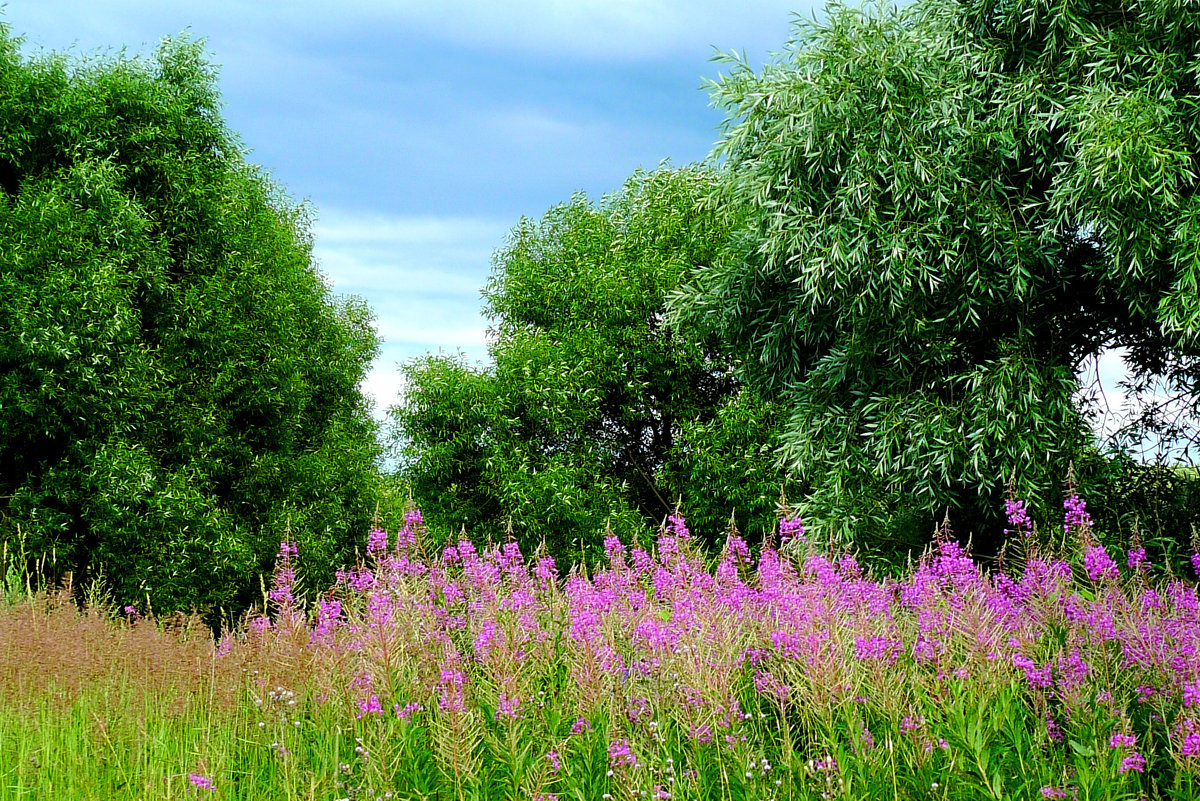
[2,497,1199,799]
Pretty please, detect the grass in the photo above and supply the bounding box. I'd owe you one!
[1,502,1198,800]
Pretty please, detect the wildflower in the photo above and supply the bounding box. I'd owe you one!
[1040,788,1067,799]
[356,695,382,718]
[1119,753,1146,774]
[546,750,561,774]
[779,516,804,544]
[570,717,592,735]
[394,701,421,722]
[437,668,467,713]
[668,511,690,539]
[1127,546,1147,570]
[1004,498,1032,538]
[366,527,388,555]
[1109,732,1136,750]
[495,692,521,720]
[188,773,216,791]
[609,739,636,768]
[1063,492,1093,534]
[1082,545,1118,582]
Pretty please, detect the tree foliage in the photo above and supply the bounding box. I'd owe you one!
[669,0,1200,549]
[0,29,384,612]
[392,168,791,560]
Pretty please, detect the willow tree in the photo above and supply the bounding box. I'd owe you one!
[670,0,1200,551]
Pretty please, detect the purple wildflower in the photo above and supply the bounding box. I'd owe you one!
[1119,753,1146,774]
[779,516,804,544]
[608,738,636,768]
[188,774,215,791]
[357,694,382,718]
[1064,493,1092,534]
[1083,545,1119,582]
[1004,498,1033,538]
[366,527,388,555]
[1110,732,1136,749]
[495,692,521,720]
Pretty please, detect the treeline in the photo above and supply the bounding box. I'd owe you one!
[6,0,1200,613]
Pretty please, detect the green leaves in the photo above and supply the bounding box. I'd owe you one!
[393,168,790,559]
[669,0,1200,552]
[0,28,384,613]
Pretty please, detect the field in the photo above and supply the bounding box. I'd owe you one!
[1,500,1198,800]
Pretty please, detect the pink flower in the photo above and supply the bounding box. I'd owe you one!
[1082,545,1118,582]
[356,694,382,718]
[1109,732,1136,750]
[608,738,636,767]
[188,773,215,791]
[1119,752,1146,774]
[495,692,521,720]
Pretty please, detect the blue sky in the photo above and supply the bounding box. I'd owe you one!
[3,0,1146,454]
[1,0,815,414]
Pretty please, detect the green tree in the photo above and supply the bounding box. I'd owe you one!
[669,0,1200,552]
[0,29,384,612]
[392,168,791,560]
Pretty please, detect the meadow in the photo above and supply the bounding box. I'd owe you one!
[1,493,1198,800]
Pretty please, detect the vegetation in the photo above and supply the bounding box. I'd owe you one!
[392,168,792,561]
[4,499,1200,799]
[3,4,1200,798]
[0,28,387,614]
[668,0,1200,551]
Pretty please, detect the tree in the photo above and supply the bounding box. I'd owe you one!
[668,0,1200,552]
[392,168,791,559]
[0,29,384,612]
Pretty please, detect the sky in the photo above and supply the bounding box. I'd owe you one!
[2,0,1151,455]
[1,0,817,416]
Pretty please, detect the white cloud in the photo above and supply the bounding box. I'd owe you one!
[311,208,498,417]
[352,0,809,61]
[313,211,509,296]
[5,0,812,64]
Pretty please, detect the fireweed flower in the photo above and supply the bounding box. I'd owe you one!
[1128,546,1147,570]
[357,694,383,718]
[437,668,467,712]
[187,774,215,791]
[1064,492,1093,534]
[495,692,521,720]
[1120,752,1146,773]
[1004,498,1033,538]
[779,516,804,544]
[608,738,636,768]
[394,701,421,722]
[1083,545,1119,582]
[366,527,388,555]
[239,501,1200,797]
[667,512,690,540]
